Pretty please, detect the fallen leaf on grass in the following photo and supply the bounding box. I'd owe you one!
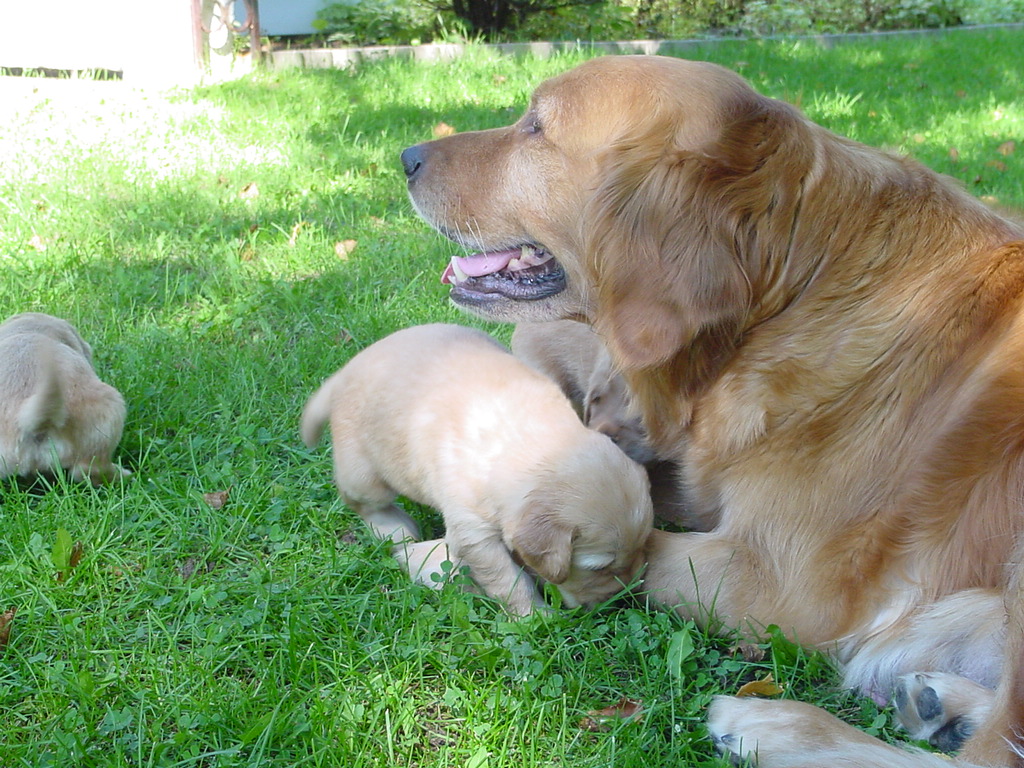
[948,147,960,162]
[987,160,1008,173]
[728,642,766,663]
[179,557,215,581]
[579,697,644,731]
[239,182,260,200]
[735,673,784,698]
[27,235,46,251]
[0,608,15,649]
[288,220,308,246]
[335,239,357,259]
[339,530,359,545]
[432,122,456,138]
[203,489,230,509]
[998,140,1016,157]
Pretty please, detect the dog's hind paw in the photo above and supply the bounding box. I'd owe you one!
[892,672,995,752]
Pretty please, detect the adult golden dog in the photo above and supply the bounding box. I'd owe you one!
[401,55,1024,766]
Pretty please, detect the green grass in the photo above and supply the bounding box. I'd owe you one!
[1,25,1022,767]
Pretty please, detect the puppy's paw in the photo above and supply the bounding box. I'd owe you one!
[363,505,421,544]
[892,672,994,751]
[394,538,464,590]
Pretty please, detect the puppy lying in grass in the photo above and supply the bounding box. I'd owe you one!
[301,323,653,616]
[0,312,128,483]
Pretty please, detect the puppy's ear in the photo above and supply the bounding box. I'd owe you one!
[510,503,574,585]
[584,95,799,373]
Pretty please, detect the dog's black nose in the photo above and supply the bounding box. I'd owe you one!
[401,144,426,180]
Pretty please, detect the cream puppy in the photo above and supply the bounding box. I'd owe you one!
[512,320,702,529]
[0,312,128,483]
[511,320,654,464]
[301,323,653,616]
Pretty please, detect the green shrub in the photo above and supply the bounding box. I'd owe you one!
[515,2,638,41]
[737,0,967,35]
[311,0,1021,45]
[313,0,443,46]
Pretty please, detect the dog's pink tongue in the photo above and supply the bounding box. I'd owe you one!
[441,250,519,284]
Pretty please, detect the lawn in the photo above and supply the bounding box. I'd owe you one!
[1,25,1023,768]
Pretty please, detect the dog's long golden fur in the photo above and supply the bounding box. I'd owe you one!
[403,55,1024,766]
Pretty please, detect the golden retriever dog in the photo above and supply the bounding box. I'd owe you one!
[300,323,653,616]
[401,55,1024,766]
[0,312,128,483]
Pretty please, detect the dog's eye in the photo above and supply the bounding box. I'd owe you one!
[524,116,543,135]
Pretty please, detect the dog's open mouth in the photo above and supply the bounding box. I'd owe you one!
[440,245,566,303]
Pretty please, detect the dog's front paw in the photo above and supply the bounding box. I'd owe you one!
[707,696,834,766]
[892,672,994,751]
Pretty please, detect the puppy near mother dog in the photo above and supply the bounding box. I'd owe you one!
[301,323,653,616]
[512,320,695,528]
[0,312,128,483]
[511,319,653,464]
[403,55,1024,765]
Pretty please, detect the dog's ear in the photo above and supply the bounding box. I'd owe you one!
[510,502,575,585]
[584,94,800,373]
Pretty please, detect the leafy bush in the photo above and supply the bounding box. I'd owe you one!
[311,0,1022,45]
[313,0,442,46]
[738,0,964,35]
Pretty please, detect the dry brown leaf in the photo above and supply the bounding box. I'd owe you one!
[998,140,1016,157]
[432,122,456,138]
[69,541,83,571]
[179,557,215,581]
[579,697,644,731]
[335,239,357,259]
[728,642,766,663]
[0,608,15,649]
[948,147,960,162]
[27,234,46,251]
[987,160,1008,172]
[239,182,260,200]
[492,74,508,84]
[912,133,927,144]
[203,489,230,509]
[288,220,308,246]
[955,90,967,99]
[736,673,785,698]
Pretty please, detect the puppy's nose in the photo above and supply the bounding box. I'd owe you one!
[401,144,427,180]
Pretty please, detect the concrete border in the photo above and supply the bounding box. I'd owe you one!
[266,22,1024,70]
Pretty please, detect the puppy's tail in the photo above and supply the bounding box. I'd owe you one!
[300,378,334,448]
[18,338,67,440]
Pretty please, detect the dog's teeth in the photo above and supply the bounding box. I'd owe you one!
[520,244,532,260]
[451,262,469,282]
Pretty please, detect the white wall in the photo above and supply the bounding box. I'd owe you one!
[0,0,195,82]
